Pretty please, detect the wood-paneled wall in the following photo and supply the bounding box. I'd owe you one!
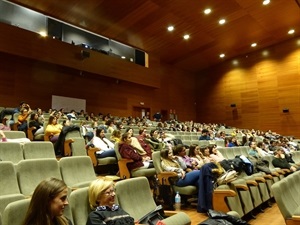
[196,37,300,137]
[0,23,197,121]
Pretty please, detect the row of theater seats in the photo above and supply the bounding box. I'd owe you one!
[0,155,99,225]
[213,146,300,219]
[271,171,300,225]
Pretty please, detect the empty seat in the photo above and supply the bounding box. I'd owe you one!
[22,141,56,159]
[69,187,91,225]
[1,198,30,225]
[0,143,24,163]
[16,159,62,196]
[115,177,191,225]
[2,131,26,139]
[0,161,25,219]
[59,156,97,189]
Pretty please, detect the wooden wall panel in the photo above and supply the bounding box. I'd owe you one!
[0,25,197,122]
[196,37,300,137]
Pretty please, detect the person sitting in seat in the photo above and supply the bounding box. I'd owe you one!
[272,148,299,172]
[110,129,122,143]
[199,129,211,140]
[188,144,210,169]
[45,115,63,143]
[28,112,44,136]
[22,177,72,225]
[17,106,32,132]
[160,148,201,189]
[146,129,165,151]
[119,132,154,171]
[125,127,148,156]
[137,128,152,158]
[92,128,116,158]
[86,178,135,225]
[173,144,198,171]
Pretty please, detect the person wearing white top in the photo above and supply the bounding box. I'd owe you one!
[92,128,116,158]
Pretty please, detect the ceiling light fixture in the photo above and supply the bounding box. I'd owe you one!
[39,31,47,37]
[288,29,295,34]
[262,0,270,5]
[183,34,190,40]
[219,19,226,25]
[204,8,211,14]
[167,26,174,31]
[251,43,257,47]
[219,53,225,58]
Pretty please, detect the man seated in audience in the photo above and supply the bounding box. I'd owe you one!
[199,129,211,140]
[0,101,29,127]
[272,148,299,172]
[17,106,32,132]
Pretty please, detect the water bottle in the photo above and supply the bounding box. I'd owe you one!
[174,191,181,211]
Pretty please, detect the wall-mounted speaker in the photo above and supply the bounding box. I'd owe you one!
[81,50,90,59]
[283,108,289,113]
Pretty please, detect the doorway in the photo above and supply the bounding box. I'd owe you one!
[132,106,151,119]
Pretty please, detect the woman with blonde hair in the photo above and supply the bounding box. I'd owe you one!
[87,178,134,225]
[22,177,72,225]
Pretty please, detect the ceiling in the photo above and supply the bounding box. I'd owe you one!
[8,0,300,73]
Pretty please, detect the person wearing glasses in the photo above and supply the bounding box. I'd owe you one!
[86,178,135,225]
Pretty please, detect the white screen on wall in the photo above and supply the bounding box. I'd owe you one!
[51,95,86,113]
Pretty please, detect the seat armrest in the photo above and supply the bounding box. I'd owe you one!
[246,180,258,186]
[213,189,236,212]
[87,147,99,166]
[234,184,249,191]
[118,158,134,179]
[157,172,178,185]
[27,127,35,141]
[254,177,266,183]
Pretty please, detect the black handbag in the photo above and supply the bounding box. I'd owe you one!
[138,205,165,225]
[199,218,233,225]
[207,209,248,225]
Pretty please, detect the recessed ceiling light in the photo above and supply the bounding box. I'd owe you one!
[183,34,190,40]
[232,60,239,65]
[251,43,257,47]
[121,56,126,59]
[219,19,226,25]
[263,0,270,5]
[219,53,225,58]
[262,50,269,56]
[288,29,295,34]
[204,8,211,15]
[167,26,174,32]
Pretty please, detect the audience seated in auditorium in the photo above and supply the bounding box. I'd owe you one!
[160,148,202,192]
[173,144,198,172]
[17,105,32,132]
[110,129,121,143]
[146,129,165,151]
[0,130,30,143]
[119,132,153,171]
[125,127,147,156]
[198,129,211,140]
[92,128,116,158]
[209,144,234,171]
[0,101,28,126]
[45,115,63,142]
[137,128,152,158]
[188,144,210,169]
[21,177,72,225]
[86,178,135,225]
[66,109,77,121]
[28,113,44,136]
[272,148,299,172]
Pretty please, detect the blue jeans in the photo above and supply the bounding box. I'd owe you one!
[176,170,200,187]
[96,149,116,158]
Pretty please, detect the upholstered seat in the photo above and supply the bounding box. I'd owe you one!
[115,177,191,225]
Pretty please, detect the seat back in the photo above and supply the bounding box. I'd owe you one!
[1,198,30,225]
[70,138,87,156]
[0,143,24,163]
[16,159,61,196]
[2,131,26,139]
[59,156,96,189]
[22,142,56,159]
[152,151,163,175]
[115,177,157,220]
[69,187,91,225]
[0,161,21,195]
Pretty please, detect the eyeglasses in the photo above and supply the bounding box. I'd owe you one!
[104,188,116,196]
